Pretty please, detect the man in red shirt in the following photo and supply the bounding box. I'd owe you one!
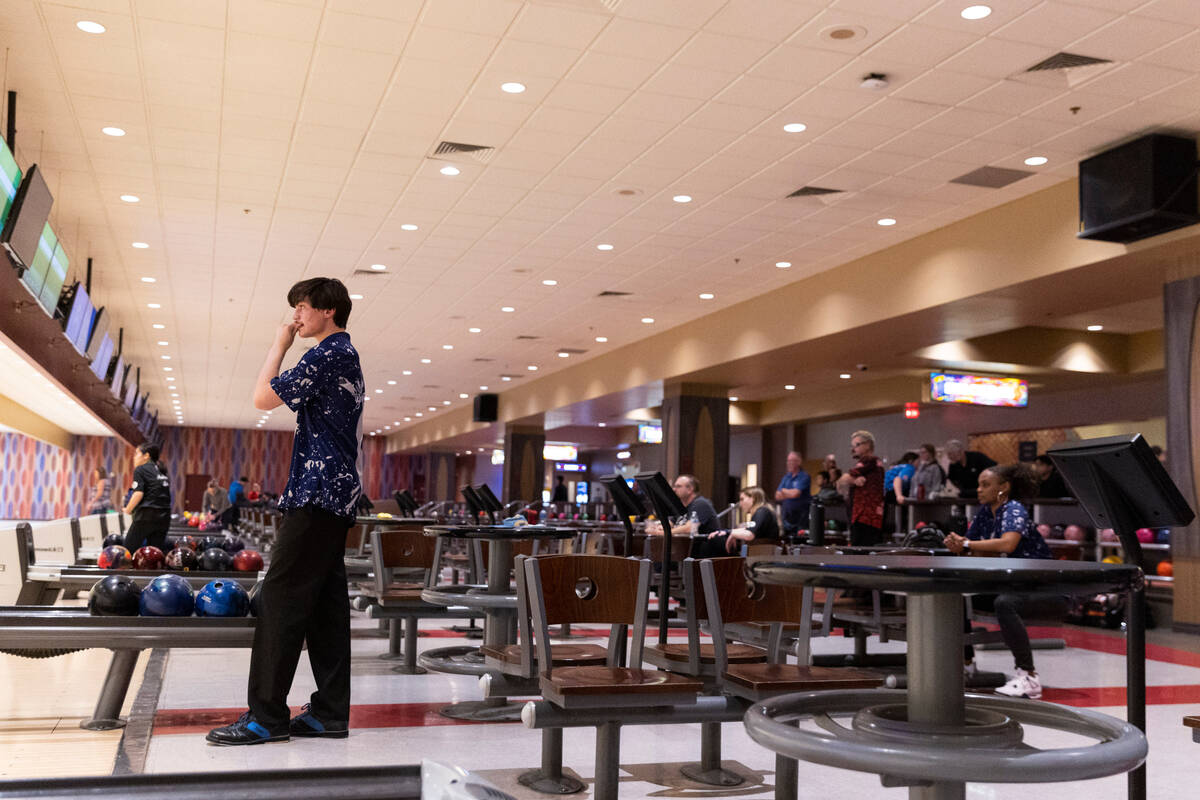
[837,430,885,546]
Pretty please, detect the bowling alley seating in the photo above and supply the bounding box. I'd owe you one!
[697,557,884,800]
[521,554,704,800]
[1185,715,1200,742]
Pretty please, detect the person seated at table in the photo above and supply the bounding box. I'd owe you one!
[644,474,718,538]
[697,487,779,557]
[944,463,1062,700]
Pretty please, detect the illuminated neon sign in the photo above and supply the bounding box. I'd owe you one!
[930,372,1028,408]
[543,444,578,462]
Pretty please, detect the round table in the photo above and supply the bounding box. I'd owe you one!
[420,524,575,721]
[742,554,1146,800]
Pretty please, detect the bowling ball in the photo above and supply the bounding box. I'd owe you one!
[1102,555,1123,564]
[1156,528,1171,544]
[1099,528,1117,542]
[132,546,165,570]
[195,579,250,617]
[1135,528,1154,543]
[200,547,233,572]
[1036,523,1052,538]
[139,574,195,616]
[1063,525,1086,543]
[201,536,225,552]
[232,549,264,572]
[174,535,200,552]
[98,545,132,569]
[102,533,124,548]
[188,516,200,528]
[1157,561,1174,577]
[248,580,264,617]
[88,575,142,616]
[165,546,198,571]
[221,536,245,554]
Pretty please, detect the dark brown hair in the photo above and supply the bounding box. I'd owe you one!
[985,463,1038,503]
[288,277,352,328]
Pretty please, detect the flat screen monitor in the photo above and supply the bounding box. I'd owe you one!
[37,240,68,315]
[133,392,148,422]
[603,473,642,520]
[1,163,52,271]
[18,223,54,300]
[110,356,126,397]
[634,471,686,523]
[85,307,109,360]
[123,372,138,410]
[64,284,94,355]
[476,484,503,514]
[460,485,486,520]
[638,423,662,444]
[90,333,114,381]
[0,139,20,229]
[1048,433,1194,566]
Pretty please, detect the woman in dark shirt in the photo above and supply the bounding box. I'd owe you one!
[699,487,778,557]
[123,442,172,552]
[944,463,1063,700]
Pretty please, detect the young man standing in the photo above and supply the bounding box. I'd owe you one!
[208,277,364,745]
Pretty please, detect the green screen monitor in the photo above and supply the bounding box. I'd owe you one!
[0,139,20,229]
[37,239,68,314]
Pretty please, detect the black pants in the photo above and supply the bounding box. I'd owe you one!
[248,505,352,731]
[124,509,170,552]
[849,521,882,547]
[964,593,1070,672]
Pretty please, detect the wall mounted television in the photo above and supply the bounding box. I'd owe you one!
[0,163,52,272]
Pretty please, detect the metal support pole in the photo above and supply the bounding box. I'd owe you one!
[681,722,744,786]
[774,752,797,800]
[379,619,403,660]
[516,727,585,795]
[5,91,14,152]
[594,722,621,800]
[1127,585,1146,800]
[906,593,965,800]
[81,649,140,730]
[393,618,426,675]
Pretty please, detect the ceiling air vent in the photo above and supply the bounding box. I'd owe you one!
[351,268,389,276]
[597,290,631,297]
[429,141,495,165]
[473,357,494,363]
[557,348,587,355]
[515,335,541,340]
[950,166,1034,189]
[1025,52,1111,72]
[532,0,621,12]
[787,186,842,198]
[499,374,523,380]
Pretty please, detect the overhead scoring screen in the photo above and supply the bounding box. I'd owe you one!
[930,372,1028,408]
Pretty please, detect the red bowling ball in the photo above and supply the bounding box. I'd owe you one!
[232,549,264,572]
[132,546,165,570]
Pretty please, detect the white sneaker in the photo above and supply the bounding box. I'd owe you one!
[995,668,1041,700]
[963,661,978,681]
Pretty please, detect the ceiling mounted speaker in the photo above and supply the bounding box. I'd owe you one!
[473,393,498,423]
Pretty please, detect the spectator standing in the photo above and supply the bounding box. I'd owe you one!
[944,440,996,500]
[85,466,115,515]
[1032,455,1071,498]
[836,430,885,546]
[906,443,945,502]
[774,450,811,539]
[550,475,569,503]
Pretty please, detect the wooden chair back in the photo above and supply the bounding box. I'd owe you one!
[370,528,438,594]
[646,535,691,562]
[525,554,651,674]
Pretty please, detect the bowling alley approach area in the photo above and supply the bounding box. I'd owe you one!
[11,0,1200,798]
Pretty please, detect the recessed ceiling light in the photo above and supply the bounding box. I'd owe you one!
[120,194,140,203]
[384,425,391,430]
[374,388,383,394]
[784,384,796,390]
[527,365,538,371]
[163,366,173,372]
[400,223,418,231]
[157,341,168,346]
[783,123,807,133]
[877,218,897,226]
[440,166,460,176]
[595,336,608,343]
[558,352,569,358]
[402,369,413,375]
[840,373,852,379]
[153,324,165,329]
[468,327,481,333]
[428,406,437,411]
[1024,156,1048,166]
[480,385,488,391]
[132,241,149,248]
[641,317,654,324]
[102,126,125,137]
[596,243,614,251]
[76,20,106,34]
[415,412,423,417]
[170,393,179,398]
[673,195,692,203]
[404,416,412,422]
[598,422,606,427]
[501,306,515,313]
[698,292,714,300]
[776,261,792,269]
[166,376,174,381]
[442,344,453,350]
[500,81,526,94]
[443,400,451,405]
[1087,324,1104,331]
[502,376,512,381]
[349,293,363,300]
[459,393,469,399]
[387,380,397,385]
[960,5,992,20]
[370,263,386,271]
[542,279,557,286]
[141,276,156,283]
[147,303,161,309]
[729,396,739,402]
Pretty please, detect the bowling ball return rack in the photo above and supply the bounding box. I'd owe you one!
[21,565,263,604]
[0,607,256,730]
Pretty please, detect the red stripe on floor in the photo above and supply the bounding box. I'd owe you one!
[153,702,515,735]
[1043,683,1200,707]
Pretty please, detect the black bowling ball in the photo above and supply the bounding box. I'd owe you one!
[221,536,245,554]
[248,579,264,617]
[88,575,142,616]
[165,546,198,571]
[200,547,233,572]
[102,533,124,548]
[200,536,225,552]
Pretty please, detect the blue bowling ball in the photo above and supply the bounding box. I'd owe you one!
[139,574,195,616]
[1156,528,1171,544]
[195,579,250,617]
[221,536,245,554]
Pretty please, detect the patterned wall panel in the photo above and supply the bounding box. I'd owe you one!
[967,428,1070,464]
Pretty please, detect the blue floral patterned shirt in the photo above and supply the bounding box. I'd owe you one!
[966,500,1051,559]
[270,331,364,520]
